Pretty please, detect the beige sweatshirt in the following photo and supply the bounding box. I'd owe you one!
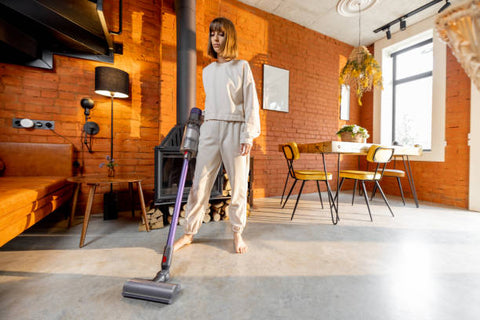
[202,59,261,145]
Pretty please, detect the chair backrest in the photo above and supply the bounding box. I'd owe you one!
[366,145,394,164]
[366,145,394,180]
[282,142,300,178]
[282,142,300,161]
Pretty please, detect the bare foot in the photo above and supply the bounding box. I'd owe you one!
[173,234,193,252]
[234,232,248,254]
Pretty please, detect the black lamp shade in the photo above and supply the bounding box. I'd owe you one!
[95,66,129,98]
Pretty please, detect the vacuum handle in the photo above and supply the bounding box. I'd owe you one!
[165,157,188,247]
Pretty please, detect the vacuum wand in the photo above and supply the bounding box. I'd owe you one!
[122,107,202,304]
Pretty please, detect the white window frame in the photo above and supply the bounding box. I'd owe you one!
[373,16,446,162]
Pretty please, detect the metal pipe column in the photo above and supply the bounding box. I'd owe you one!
[175,0,196,125]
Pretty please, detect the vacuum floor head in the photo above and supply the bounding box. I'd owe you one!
[122,279,181,304]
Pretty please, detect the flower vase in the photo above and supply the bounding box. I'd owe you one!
[108,167,115,177]
[340,132,366,143]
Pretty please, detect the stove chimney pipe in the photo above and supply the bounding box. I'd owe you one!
[175,0,196,125]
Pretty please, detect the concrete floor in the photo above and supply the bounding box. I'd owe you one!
[1,193,480,320]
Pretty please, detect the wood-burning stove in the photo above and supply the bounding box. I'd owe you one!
[154,125,225,205]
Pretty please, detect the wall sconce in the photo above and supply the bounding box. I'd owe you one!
[81,97,99,153]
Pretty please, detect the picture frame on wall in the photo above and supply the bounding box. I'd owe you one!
[263,64,289,112]
[340,84,350,120]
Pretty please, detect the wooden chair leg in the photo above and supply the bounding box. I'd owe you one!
[136,181,150,232]
[80,184,96,248]
[291,180,305,220]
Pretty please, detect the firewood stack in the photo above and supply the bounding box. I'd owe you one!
[138,207,164,231]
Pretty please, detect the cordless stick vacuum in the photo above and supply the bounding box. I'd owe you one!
[122,107,202,304]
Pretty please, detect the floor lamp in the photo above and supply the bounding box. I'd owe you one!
[94,66,129,219]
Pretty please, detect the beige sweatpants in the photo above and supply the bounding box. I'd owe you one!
[184,120,249,235]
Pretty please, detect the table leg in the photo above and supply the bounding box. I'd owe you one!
[402,155,420,208]
[69,183,80,228]
[129,182,135,217]
[321,153,338,224]
[136,181,150,232]
[79,184,97,248]
[336,153,340,220]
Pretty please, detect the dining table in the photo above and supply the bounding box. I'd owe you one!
[288,140,423,224]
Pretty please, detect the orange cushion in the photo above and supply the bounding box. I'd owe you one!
[382,169,405,177]
[294,170,332,180]
[0,176,69,215]
[340,170,382,180]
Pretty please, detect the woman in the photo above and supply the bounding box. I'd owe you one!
[174,17,261,254]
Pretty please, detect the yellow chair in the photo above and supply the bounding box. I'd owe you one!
[371,168,406,205]
[281,142,336,223]
[338,145,395,221]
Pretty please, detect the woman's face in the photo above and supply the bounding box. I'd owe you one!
[210,29,226,55]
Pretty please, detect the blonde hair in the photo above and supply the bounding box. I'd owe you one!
[207,17,238,60]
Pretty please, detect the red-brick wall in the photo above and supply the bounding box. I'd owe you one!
[0,0,471,213]
[0,0,163,214]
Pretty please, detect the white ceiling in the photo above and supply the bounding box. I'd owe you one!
[237,0,460,46]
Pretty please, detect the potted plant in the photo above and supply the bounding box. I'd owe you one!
[336,124,370,143]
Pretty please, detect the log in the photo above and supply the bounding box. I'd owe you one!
[224,177,232,191]
[203,213,211,223]
[211,201,224,209]
[222,205,229,220]
[151,209,162,221]
[151,220,164,229]
[212,212,221,222]
[178,217,186,226]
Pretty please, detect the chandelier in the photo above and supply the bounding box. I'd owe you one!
[436,0,480,90]
[339,2,383,106]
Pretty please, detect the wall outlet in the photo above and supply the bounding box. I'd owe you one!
[12,118,55,130]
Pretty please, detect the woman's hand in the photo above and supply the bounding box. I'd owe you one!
[240,143,252,156]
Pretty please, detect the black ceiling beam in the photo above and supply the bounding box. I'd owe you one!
[373,0,443,33]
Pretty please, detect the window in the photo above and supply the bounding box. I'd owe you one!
[392,39,433,150]
[373,16,446,162]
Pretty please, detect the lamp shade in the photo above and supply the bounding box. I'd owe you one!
[95,66,129,98]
